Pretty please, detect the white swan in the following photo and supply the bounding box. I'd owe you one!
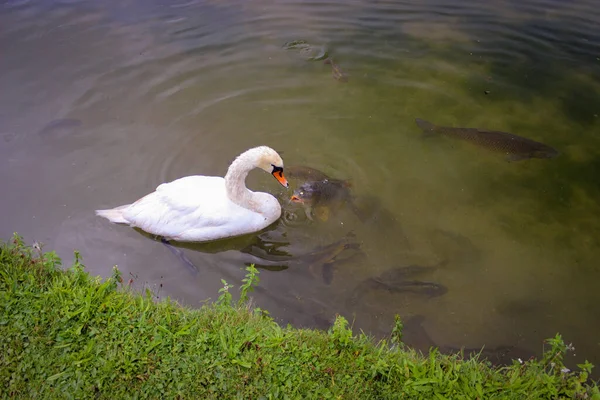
[95,146,289,242]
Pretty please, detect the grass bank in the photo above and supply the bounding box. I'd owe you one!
[1,235,598,399]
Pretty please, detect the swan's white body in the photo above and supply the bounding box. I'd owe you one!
[95,146,288,242]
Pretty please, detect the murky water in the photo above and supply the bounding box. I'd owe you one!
[2,0,600,371]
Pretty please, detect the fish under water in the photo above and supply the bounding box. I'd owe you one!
[291,178,356,221]
[346,263,448,306]
[37,118,82,138]
[287,167,410,251]
[414,118,560,161]
[286,165,358,222]
[288,167,404,231]
[324,58,348,82]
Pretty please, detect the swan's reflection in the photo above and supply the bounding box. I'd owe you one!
[133,221,290,274]
[134,207,363,284]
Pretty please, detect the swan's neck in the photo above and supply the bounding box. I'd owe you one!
[224,152,262,212]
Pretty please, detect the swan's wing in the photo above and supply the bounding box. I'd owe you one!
[123,176,241,238]
[154,176,226,211]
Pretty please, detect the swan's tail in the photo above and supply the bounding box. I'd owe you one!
[95,204,131,224]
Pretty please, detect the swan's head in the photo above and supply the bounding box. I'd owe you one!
[253,146,289,188]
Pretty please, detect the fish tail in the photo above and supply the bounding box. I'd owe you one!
[415,118,437,135]
[95,204,131,224]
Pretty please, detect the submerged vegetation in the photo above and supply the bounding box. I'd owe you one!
[1,235,598,399]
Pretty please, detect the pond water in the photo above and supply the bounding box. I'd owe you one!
[1,0,599,371]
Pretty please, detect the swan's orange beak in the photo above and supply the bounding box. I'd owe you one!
[272,169,289,188]
[290,195,303,203]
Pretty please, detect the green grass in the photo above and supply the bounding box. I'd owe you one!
[1,234,599,399]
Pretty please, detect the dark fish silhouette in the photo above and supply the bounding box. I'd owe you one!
[287,165,357,222]
[415,118,559,161]
[287,167,407,244]
[291,179,355,221]
[347,263,448,306]
[37,118,82,138]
